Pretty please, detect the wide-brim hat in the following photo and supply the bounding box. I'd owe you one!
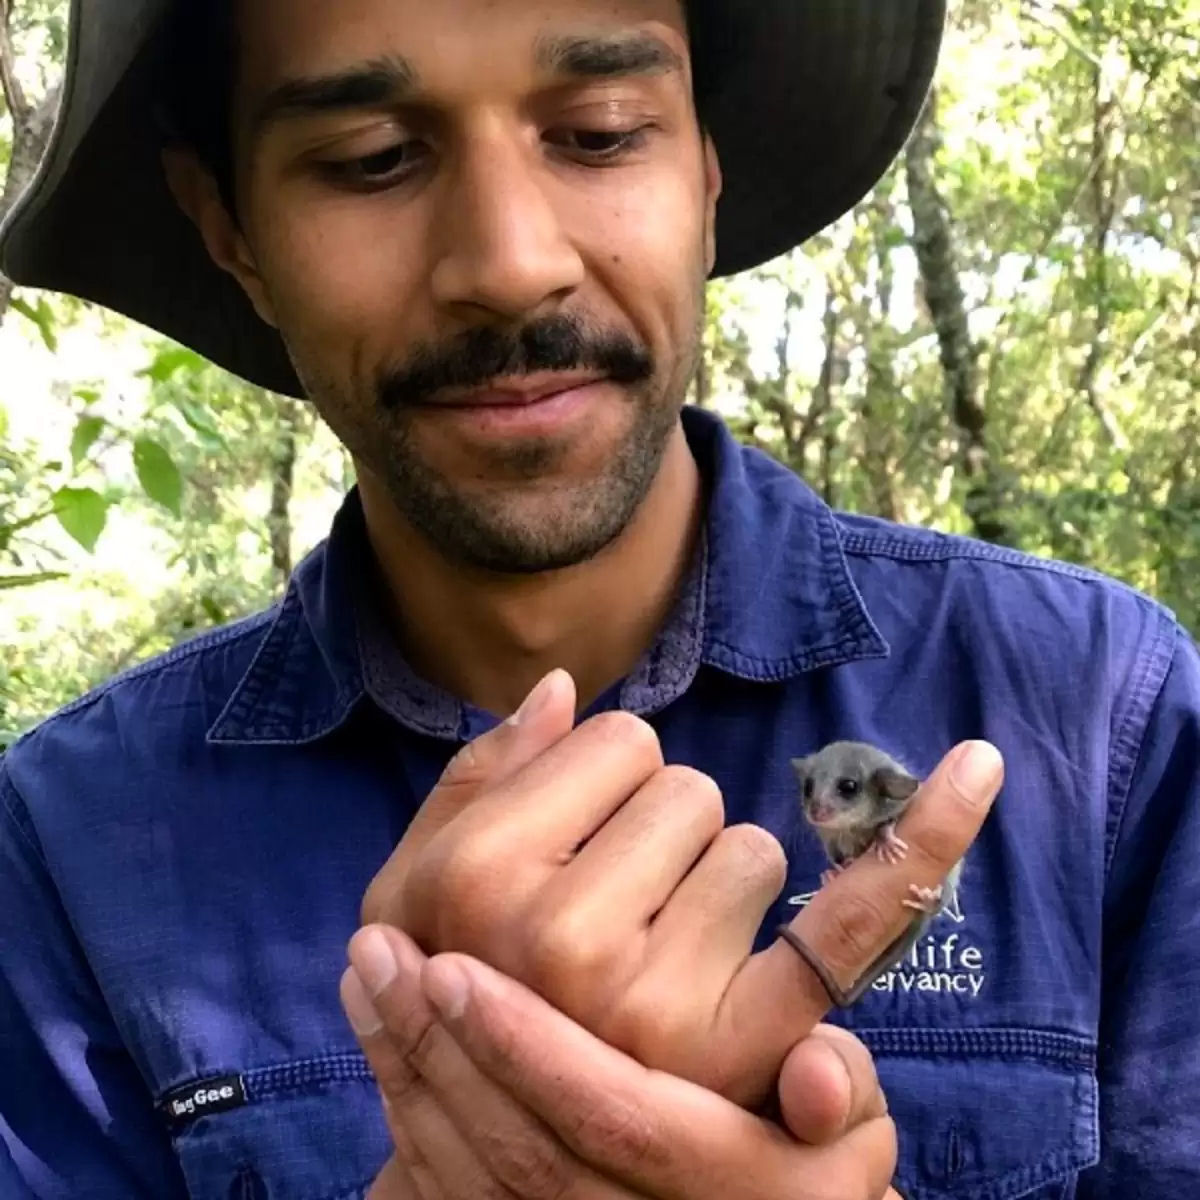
[0,0,947,400]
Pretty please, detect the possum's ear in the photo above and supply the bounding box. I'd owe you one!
[789,756,811,780]
[872,767,919,801]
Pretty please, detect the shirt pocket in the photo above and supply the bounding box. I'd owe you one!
[162,1051,390,1200]
[863,1028,1100,1200]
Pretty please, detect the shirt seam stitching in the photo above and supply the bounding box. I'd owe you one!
[0,762,48,866]
[208,595,303,739]
[854,1025,1096,1069]
[1102,612,1182,881]
[838,528,1167,597]
[704,630,883,676]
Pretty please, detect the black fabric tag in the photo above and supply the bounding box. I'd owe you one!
[160,1074,247,1127]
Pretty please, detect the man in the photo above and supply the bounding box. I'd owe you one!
[0,0,1196,1195]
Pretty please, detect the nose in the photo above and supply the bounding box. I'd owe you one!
[430,128,586,320]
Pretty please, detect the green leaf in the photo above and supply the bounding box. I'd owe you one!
[70,416,106,466]
[174,396,228,449]
[0,571,70,591]
[9,296,58,352]
[133,438,184,516]
[53,487,108,553]
[74,388,101,406]
[138,346,207,384]
[200,595,226,625]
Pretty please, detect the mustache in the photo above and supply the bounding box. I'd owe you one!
[377,314,654,409]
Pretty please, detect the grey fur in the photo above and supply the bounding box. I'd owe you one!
[788,740,963,1006]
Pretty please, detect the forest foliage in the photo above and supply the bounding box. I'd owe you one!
[1,0,1197,747]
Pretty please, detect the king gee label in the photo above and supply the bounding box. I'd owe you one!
[160,1074,248,1127]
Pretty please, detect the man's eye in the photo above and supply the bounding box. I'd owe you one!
[319,142,425,188]
[548,127,649,161]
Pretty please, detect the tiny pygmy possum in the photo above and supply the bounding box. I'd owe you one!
[787,740,964,1006]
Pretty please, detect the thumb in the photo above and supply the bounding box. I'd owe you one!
[361,668,577,924]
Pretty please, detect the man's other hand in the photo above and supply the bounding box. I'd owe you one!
[345,925,901,1200]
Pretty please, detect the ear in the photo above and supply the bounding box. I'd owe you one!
[700,133,722,275]
[160,144,279,329]
[789,755,809,780]
[871,767,920,801]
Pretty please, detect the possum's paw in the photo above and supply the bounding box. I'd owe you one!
[902,884,944,915]
[874,822,909,865]
[820,863,848,888]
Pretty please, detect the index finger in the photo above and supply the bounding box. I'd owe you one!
[713,739,1002,1103]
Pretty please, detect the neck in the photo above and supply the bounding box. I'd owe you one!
[357,422,704,718]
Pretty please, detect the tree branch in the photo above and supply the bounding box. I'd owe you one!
[1020,0,1103,70]
[0,0,29,124]
[906,85,1009,543]
[795,285,837,462]
[1078,48,1127,451]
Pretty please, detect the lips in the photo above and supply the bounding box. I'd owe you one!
[433,374,606,408]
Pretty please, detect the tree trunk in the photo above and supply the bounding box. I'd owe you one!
[0,9,61,327]
[860,194,900,522]
[808,285,838,490]
[1079,21,1127,451]
[905,86,1009,544]
[266,396,298,593]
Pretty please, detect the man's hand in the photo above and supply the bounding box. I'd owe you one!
[343,924,901,1200]
[362,668,1003,1108]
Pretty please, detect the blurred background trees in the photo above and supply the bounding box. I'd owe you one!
[2,0,1197,746]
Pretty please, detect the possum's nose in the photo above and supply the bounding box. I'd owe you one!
[807,801,837,824]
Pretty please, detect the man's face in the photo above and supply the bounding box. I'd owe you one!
[199,0,721,574]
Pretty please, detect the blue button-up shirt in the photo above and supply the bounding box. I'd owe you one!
[3,407,1198,1199]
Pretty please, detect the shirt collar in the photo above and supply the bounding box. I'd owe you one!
[207,407,888,746]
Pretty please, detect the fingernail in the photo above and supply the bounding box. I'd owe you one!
[813,1040,853,1127]
[341,967,384,1037]
[949,741,1003,804]
[506,669,562,726]
[353,927,399,997]
[423,959,470,1023]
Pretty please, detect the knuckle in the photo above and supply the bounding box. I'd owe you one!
[402,1016,443,1080]
[910,816,965,868]
[658,764,726,824]
[431,836,503,905]
[406,841,510,951]
[477,1125,574,1199]
[563,1096,663,1173]
[825,890,893,966]
[601,977,692,1066]
[525,906,615,997]
[369,1042,423,1108]
[583,709,663,767]
[724,822,788,886]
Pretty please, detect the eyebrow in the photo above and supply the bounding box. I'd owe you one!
[534,31,685,79]
[252,56,418,133]
[251,32,682,135]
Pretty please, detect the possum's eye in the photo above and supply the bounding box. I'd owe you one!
[836,777,861,799]
[803,778,814,800]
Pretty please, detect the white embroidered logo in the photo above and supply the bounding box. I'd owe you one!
[786,881,986,998]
